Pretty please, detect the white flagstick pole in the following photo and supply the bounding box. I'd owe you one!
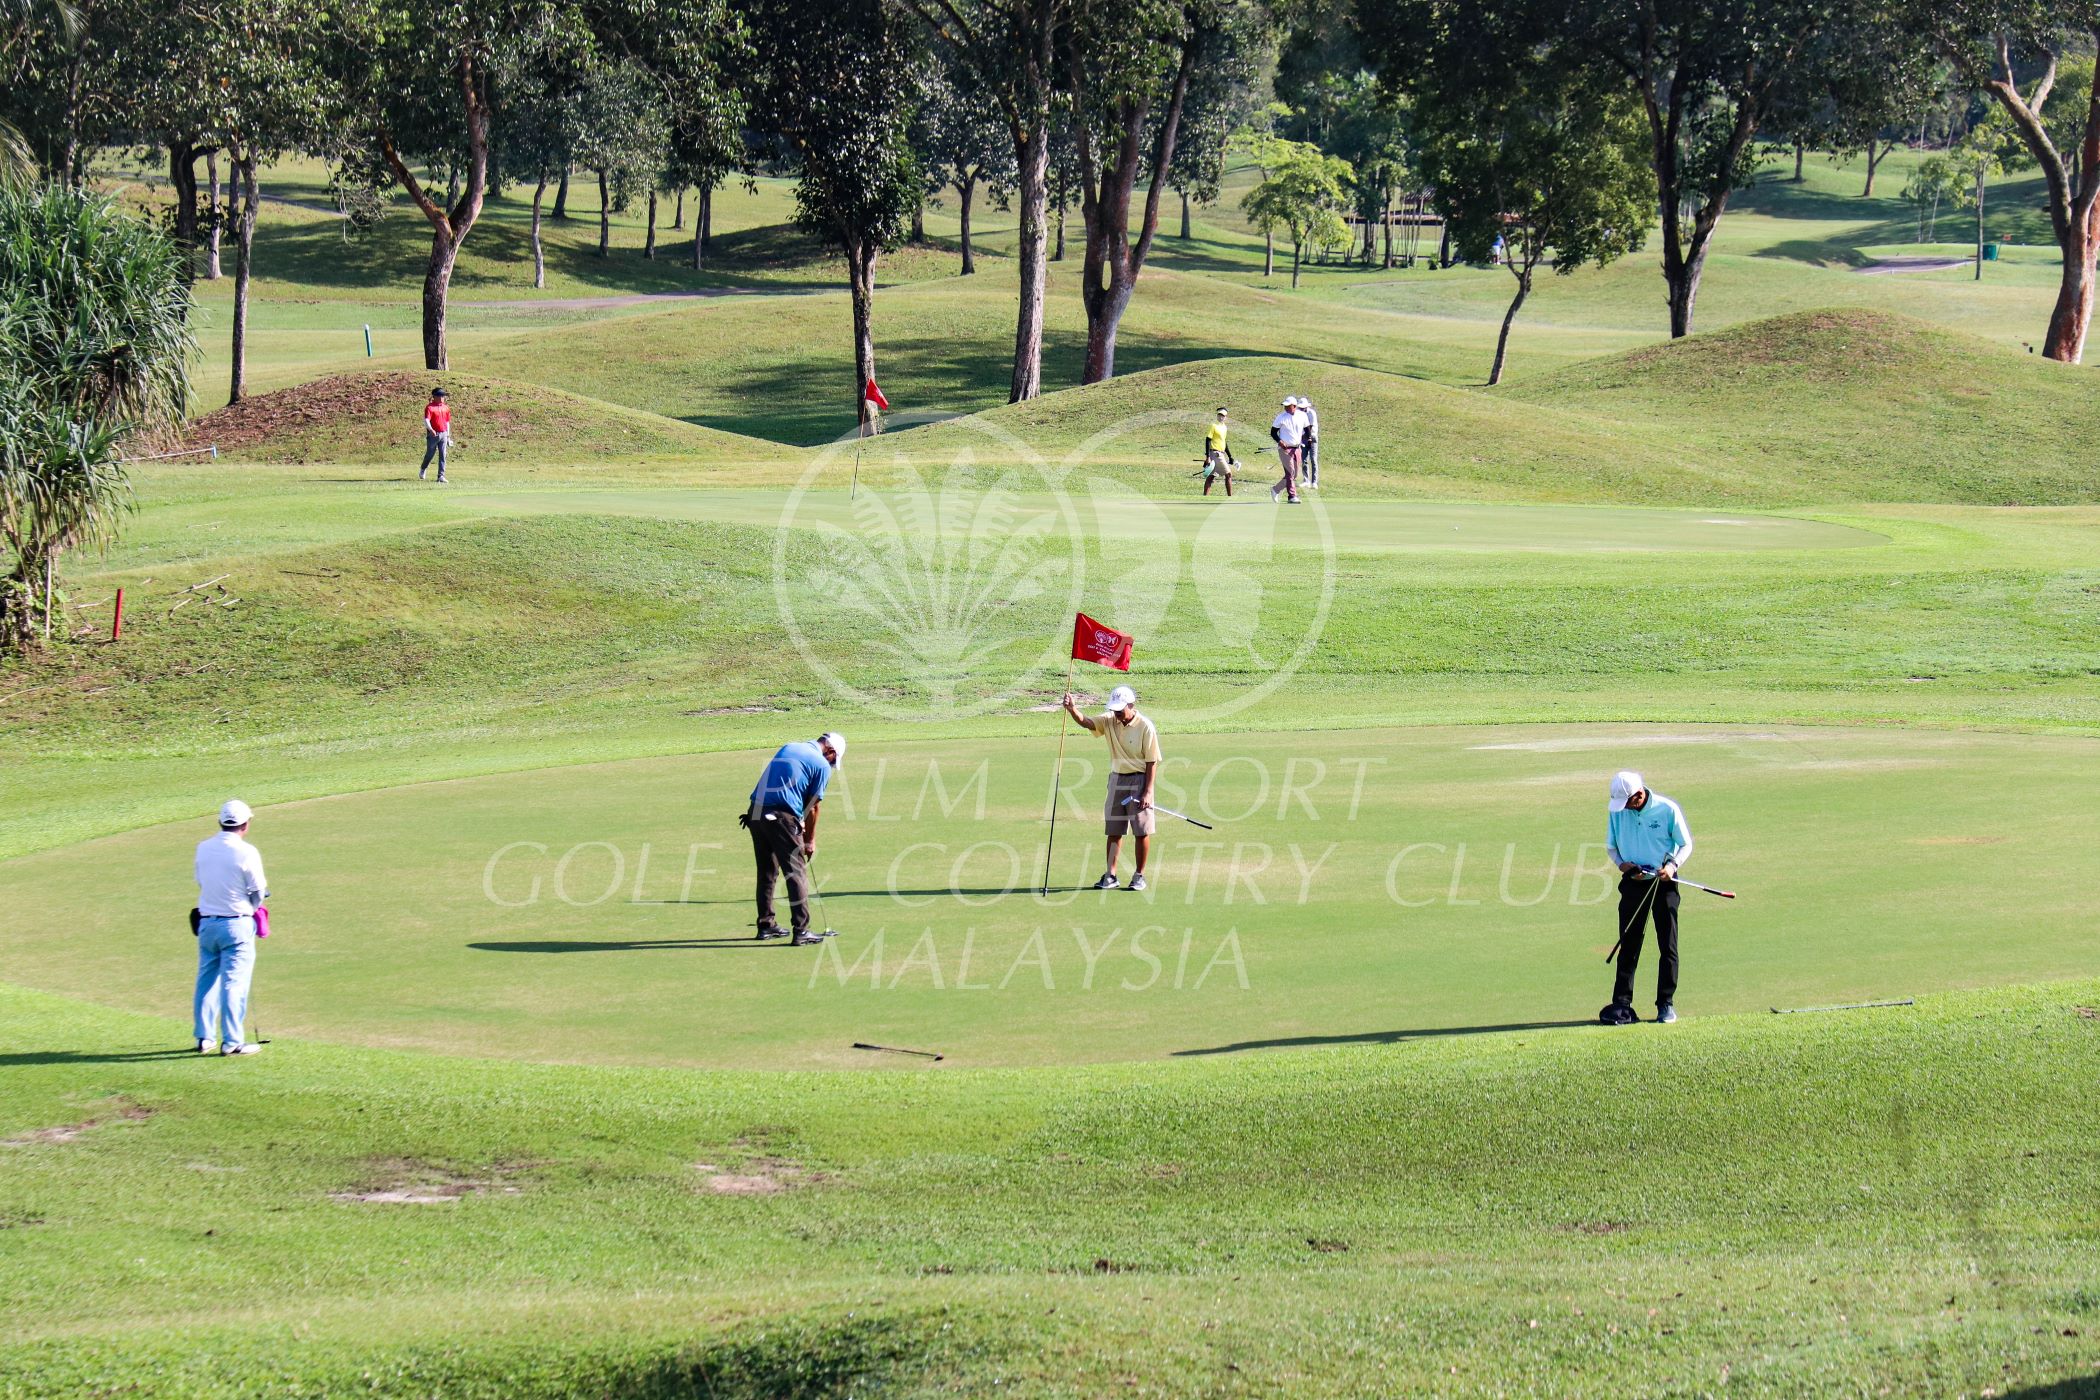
[1041,654,1077,894]
[850,403,866,500]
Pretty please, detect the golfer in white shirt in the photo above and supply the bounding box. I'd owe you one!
[194,799,269,1055]
[1269,395,1304,503]
[1297,396,1321,488]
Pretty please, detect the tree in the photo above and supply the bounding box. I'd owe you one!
[1912,2,2100,361]
[602,0,748,271]
[893,0,1068,402]
[1763,21,1942,197]
[1404,19,1652,384]
[753,0,920,430]
[0,186,192,652]
[1164,23,1267,239]
[1238,136,1352,286]
[1367,0,1914,339]
[1953,110,2030,278]
[330,0,578,369]
[1900,151,1962,238]
[915,58,1014,275]
[1067,0,1262,382]
[572,60,666,259]
[495,38,587,288]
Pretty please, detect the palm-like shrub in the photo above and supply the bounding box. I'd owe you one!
[0,184,193,650]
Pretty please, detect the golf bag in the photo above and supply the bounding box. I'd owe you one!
[1598,1002,1638,1026]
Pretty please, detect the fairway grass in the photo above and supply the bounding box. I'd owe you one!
[2,976,2095,1396]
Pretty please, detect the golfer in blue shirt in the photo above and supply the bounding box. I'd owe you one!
[1605,770,1694,1023]
[744,732,844,945]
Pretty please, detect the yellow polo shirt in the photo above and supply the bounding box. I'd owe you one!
[1088,711,1162,774]
[1205,420,1230,452]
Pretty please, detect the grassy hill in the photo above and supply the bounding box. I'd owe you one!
[1505,309,2100,503]
[187,371,787,467]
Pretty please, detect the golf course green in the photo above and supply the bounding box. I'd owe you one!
[4,142,2098,1397]
[3,723,2092,1068]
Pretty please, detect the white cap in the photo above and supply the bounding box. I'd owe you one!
[1104,684,1137,712]
[218,798,253,829]
[817,731,846,766]
[1607,771,1644,812]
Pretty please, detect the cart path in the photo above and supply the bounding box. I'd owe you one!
[1855,256,1973,276]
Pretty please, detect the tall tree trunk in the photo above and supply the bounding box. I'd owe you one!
[911,195,925,242]
[1488,263,1533,386]
[1793,140,1804,182]
[381,48,492,371]
[169,139,199,283]
[849,239,878,428]
[1437,219,1450,267]
[204,150,223,280]
[645,189,658,259]
[692,184,709,271]
[531,175,547,288]
[597,170,611,256]
[1071,33,1196,386]
[1641,82,1754,338]
[1263,230,1273,277]
[552,165,570,219]
[1975,166,1986,280]
[227,150,258,405]
[959,171,977,274]
[1290,237,1302,288]
[702,184,713,254]
[1009,120,1049,401]
[1178,189,1190,238]
[2044,229,2098,361]
[1053,189,1066,261]
[1383,206,1394,268]
[445,164,459,209]
[1863,139,1886,197]
[673,186,685,230]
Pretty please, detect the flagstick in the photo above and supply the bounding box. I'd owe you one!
[1041,656,1076,895]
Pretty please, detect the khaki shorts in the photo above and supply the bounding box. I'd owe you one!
[1105,770,1156,836]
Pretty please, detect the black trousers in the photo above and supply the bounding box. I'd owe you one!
[750,811,811,934]
[1612,875,1679,1007]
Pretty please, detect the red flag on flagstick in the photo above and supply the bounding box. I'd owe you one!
[1072,612,1134,671]
[863,378,890,412]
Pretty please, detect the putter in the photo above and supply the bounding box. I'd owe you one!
[1121,795,1214,830]
[1675,877,1736,900]
[807,862,839,939]
[852,1041,944,1061]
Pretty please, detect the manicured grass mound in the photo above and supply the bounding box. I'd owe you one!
[186,370,773,465]
[1506,308,2100,503]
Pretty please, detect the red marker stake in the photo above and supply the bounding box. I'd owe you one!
[111,587,125,641]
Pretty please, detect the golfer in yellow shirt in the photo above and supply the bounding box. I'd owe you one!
[1060,684,1162,890]
[1202,407,1238,497]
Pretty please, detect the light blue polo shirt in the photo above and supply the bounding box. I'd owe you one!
[1607,792,1693,871]
[750,741,831,817]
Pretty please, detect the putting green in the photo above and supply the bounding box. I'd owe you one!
[3,722,2090,1069]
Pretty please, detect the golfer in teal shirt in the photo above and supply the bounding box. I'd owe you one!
[1605,770,1694,1023]
[744,732,844,945]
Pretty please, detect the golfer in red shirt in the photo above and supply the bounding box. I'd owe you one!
[419,387,451,482]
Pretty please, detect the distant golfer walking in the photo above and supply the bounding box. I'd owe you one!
[743,731,844,945]
[1605,770,1694,1024]
[1060,684,1161,891]
[418,386,451,482]
[1298,395,1321,488]
[1202,407,1238,497]
[1269,395,1303,504]
[193,799,268,1056]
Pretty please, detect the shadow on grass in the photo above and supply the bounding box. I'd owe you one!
[468,937,776,953]
[1174,1018,1591,1056]
[0,1049,203,1066]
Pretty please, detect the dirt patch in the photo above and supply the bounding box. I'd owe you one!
[696,1156,830,1195]
[2,1098,153,1146]
[1560,1220,1633,1235]
[330,1157,530,1205]
[1306,1238,1349,1253]
[185,373,433,458]
[683,705,788,717]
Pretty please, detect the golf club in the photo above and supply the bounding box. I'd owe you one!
[1603,876,1661,964]
[1771,998,1913,1015]
[809,861,839,939]
[1121,795,1214,830]
[1676,877,1736,899]
[852,1041,944,1061]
